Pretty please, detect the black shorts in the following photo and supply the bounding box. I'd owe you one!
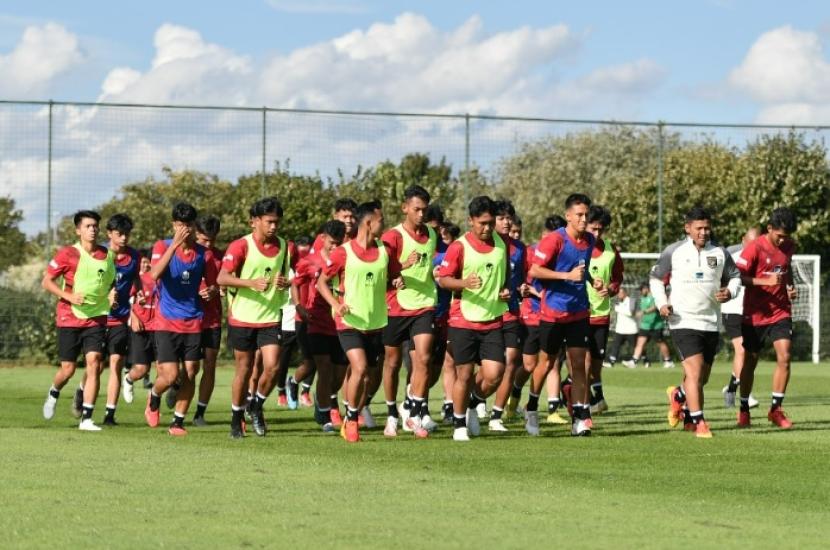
[383,312,434,347]
[201,327,222,350]
[227,325,281,352]
[155,331,203,363]
[539,319,590,354]
[308,332,348,365]
[57,326,106,363]
[105,323,129,356]
[338,330,383,366]
[742,319,793,353]
[637,328,664,341]
[722,314,742,339]
[588,324,610,360]
[130,330,156,366]
[522,324,541,356]
[671,329,719,364]
[502,320,527,350]
[296,322,313,360]
[447,327,505,366]
[281,330,297,348]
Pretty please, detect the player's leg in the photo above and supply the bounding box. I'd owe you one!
[229,326,256,439]
[406,325,434,436]
[343,343,369,443]
[588,324,609,414]
[194,328,220,425]
[103,324,128,425]
[768,322,794,428]
[490,322,521,430]
[44,328,81,420]
[250,335,281,436]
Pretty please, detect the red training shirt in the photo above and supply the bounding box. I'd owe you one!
[47,244,110,329]
[736,235,796,326]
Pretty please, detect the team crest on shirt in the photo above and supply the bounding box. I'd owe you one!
[706,256,718,268]
[97,269,105,282]
[365,272,375,286]
[182,270,191,284]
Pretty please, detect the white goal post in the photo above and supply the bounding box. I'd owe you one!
[619,252,821,364]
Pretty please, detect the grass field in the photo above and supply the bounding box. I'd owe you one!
[1,361,829,549]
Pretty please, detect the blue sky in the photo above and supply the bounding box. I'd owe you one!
[2,0,830,123]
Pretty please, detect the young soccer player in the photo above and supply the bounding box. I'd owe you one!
[381,185,437,439]
[437,195,511,442]
[735,208,799,429]
[42,210,116,431]
[435,220,459,424]
[653,207,741,438]
[624,285,673,369]
[606,288,638,367]
[217,197,294,439]
[144,202,219,436]
[122,250,156,403]
[317,201,389,443]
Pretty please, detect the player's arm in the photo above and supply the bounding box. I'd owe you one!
[607,247,625,297]
[290,263,310,321]
[736,242,778,287]
[41,250,84,305]
[316,249,347,316]
[149,225,189,281]
[528,234,583,282]
[716,250,741,303]
[649,248,673,317]
[436,242,479,292]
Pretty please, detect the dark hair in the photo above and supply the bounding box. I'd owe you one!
[355,200,383,226]
[404,185,431,204]
[468,195,495,218]
[544,215,566,231]
[195,215,221,237]
[250,196,284,218]
[441,222,461,240]
[684,206,711,223]
[73,210,101,227]
[105,213,133,234]
[565,193,592,210]
[172,202,198,223]
[512,215,523,228]
[494,199,516,218]
[640,283,649,291]
[334,198,358,214]
[294,235,313,247]
[138,248,152,259]
[768,207,797,233]
[321,220,346,241]
[424,204,444,225]
[587,205,612,228]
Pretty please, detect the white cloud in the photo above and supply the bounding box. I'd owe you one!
[0,22,83,97]
[730,25,830,124]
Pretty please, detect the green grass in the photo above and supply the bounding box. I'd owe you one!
[1,361,829,548]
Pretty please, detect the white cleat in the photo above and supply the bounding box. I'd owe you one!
[525,411,541,436]
[748,394,759,409]
[571,419,591,437]
[466,408,481,437]
[321,422,335,433]
[360,406,377,429]
[122,374,134,404]
[78,418,102,432]
[43,394,57,420]
[383,416,398,437]
[602,361,613,368]
[488,418,509,432]
[590,399,608,415]
[421,414,438,433]
[452,427,470,442]
[722,386,736,408]
[475,402,488,420]
[663,361,675,369]
[398,403,412,432]
[622,360,636,369]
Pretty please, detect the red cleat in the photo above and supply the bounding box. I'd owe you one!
[330,408,342,427]
[737,410,751,428]
[666,386,683,428]
[299,393,313,407]
[344,420,360,443]
[145,394,160,428]
[168,425,187,436]
[277,394,288,407]
[768,408,793,429]
[357,414,365,427]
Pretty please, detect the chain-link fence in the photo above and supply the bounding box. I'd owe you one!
[0,99,827,362]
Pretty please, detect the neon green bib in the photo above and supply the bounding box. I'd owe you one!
[341,241,388,331]
[395,224,437,311]
[69,244,116,319]
[230,234,289,324]
[458,234,508,322]
[588,241,616,319]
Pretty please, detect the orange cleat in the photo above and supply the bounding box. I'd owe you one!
[330,408,343,427]
[666,386,683,428]
[768,408,793,429]
[344,420,360,443]
[168,425,187,436]
[277,394,288,407]
[145,394,160,428]
[737,410,751,428]
[299,393,313,407]
[695,420,713,439]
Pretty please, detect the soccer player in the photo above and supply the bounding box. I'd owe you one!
[285,234,316,409]
[529,193,597,436]
[122,250,156,402]
[585,206,624,415]
[721,227,761,409]
[653,207,740,438]
[293,220,347,432]
[310,198,357,254]
[437,195,511,442]
[193,215,223,426]
[488,200,527,432]
[101,214,140,426]
[381,185,437,439]
[317,201,389,443]
[735,208,799,429]
[217,197,293,439]
[624,284,673,369]
[42,210,116,431]
[144,202,219,436]
[606,288,638,367]
[435,220,459,424]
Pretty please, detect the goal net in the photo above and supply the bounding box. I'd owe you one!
[618,252,821,363]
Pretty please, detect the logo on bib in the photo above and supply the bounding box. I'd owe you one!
[365,272,375,286]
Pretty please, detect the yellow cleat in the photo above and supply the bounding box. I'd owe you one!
[546,412,568,425]
[666,386,683,428]
[340,418,347,440]
[505,396,520,420]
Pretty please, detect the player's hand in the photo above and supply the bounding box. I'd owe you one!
[392,276,405,290]
[219,286,226,298]
[250,277,270,292]
[787,285,798,301]
[296,305,310,322]
[714,287,731,303]
[401,250,420,270]
[432,266,441,279]
[519,283,531,297]
[335,303,350,317]
[498,288,511,302]
[464,272,482,289]
[108,288,118,307]
[136,290,146,306]
[171,225,191,248]
[568,264,585,281]
[762,273,784,286]
[199,285,218,300]
[130,315,144,333]
[274,274,289,290]
[659,305,673,318]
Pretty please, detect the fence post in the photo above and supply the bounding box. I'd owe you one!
[657,121,665,251]
[464,113,470,207]
[261,107,267,198]
[47,100,53,252]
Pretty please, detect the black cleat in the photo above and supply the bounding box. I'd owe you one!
[230,423,245,439]
[102,416,118,426]
[71,389,84,419]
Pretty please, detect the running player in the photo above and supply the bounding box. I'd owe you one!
[529,193,597,436]
[193,215,223,426]
[435,220,459,424]
[42,210,115,431]
[437,195,511,442]
[585,206,624,414]
[381,185,437,439]
[317,200,389,443]
[606,287,638,367]
[735,208,798,429]
[624,284,673,368]
[653,207,740,438]
[145,202,219,436]
[217,197,293,438]
[311,198,357,254]
[122,249,156,402]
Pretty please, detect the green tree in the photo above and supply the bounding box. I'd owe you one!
[0,196,27,272]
